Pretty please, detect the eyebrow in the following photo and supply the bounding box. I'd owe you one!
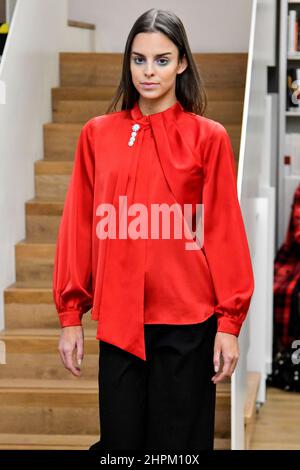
[131,51,172,57]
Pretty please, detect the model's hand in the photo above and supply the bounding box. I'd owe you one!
[58,325,84,377]
[211,332,239,384]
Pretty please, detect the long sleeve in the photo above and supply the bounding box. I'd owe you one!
[202,122,255,336]
[52,118,96,328]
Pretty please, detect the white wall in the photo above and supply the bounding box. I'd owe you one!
[68,0,253,52]
[0,0,94,332]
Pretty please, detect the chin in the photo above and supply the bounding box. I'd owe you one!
[138,89,164,100]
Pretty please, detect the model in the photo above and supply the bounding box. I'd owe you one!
[52,8,255,451]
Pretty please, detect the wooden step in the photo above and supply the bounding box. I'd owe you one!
[52,97,243,125]
[204,100,244,126]
[60,52,123,87]
[195,53,247,89]
[0,328,98,380]
[4,283,96,329]
[67,20,95,31]
[0,433,99,450]
[0,349,98,381]
[35,160,73,200]
[26,197,63,243]
[0,378,99,435]
[52,86,119,104]
[220,124,241,162]
[43,123,82,160]
[60,52,247,89]
[0,327,98,352]
[53,99,110,123]
[15,241,56,285]
[52,85,245,108]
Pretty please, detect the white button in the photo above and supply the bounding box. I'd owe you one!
[128,140,135,146]
[131,131,137,137]
[132,124,140,131]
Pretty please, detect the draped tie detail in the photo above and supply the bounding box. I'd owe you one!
[97,99,203,360]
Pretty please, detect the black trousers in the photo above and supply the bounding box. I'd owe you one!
[89,313,217,451]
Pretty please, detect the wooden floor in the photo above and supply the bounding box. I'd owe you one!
[250,385,300,449]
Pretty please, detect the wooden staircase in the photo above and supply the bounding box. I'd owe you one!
[0,52,252,450]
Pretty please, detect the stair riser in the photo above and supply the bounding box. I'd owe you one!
[52,86,117,104]
[35,175,70,200]
[1,353,99,380]
[52,99,243,125]
[205,102,243,125]
[4,303,96,330]
[44,125,81,160]
[53,100,108,124]
[26,215,61,243]
[0,337,98,355]
[60,53,123,87]
[16,261,54,285]
[0,401,99,434]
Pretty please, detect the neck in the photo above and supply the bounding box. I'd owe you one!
[138,95,178,116]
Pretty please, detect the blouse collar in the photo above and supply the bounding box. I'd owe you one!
[129,99,184,128]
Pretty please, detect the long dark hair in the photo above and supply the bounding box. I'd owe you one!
[106,8,207,116]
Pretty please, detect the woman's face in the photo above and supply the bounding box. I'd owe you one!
[130,31,187,102]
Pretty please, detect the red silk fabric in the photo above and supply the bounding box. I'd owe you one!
[52,99,254,360]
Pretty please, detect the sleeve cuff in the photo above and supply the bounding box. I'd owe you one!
[216,314,244,336]
[58,310,84,328]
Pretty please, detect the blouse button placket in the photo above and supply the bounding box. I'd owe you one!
[128,123,140,146]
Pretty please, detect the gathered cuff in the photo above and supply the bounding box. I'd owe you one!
[216,314,244,336]
[58,310,84,328]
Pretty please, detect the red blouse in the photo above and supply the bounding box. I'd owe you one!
[52,99,255,361]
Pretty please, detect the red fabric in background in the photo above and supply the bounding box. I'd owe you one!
[274,183,300,349]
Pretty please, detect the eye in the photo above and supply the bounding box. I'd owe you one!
[157,58,169,65]
[132,57,169,65]
[133,57,144,65]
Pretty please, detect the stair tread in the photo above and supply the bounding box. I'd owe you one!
[35,160,73,173]
[26,197,65,205]
[44,122,82,129]
[0,433,98,447]
[16,239,55,248]
[5,282,54,292]
[0,377,97,390]
[4,281,57,292]
[0,327,95,338]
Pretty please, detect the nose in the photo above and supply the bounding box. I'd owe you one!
[144,60,155,77]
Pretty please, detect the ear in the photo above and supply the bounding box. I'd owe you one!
[177,54,188,75]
